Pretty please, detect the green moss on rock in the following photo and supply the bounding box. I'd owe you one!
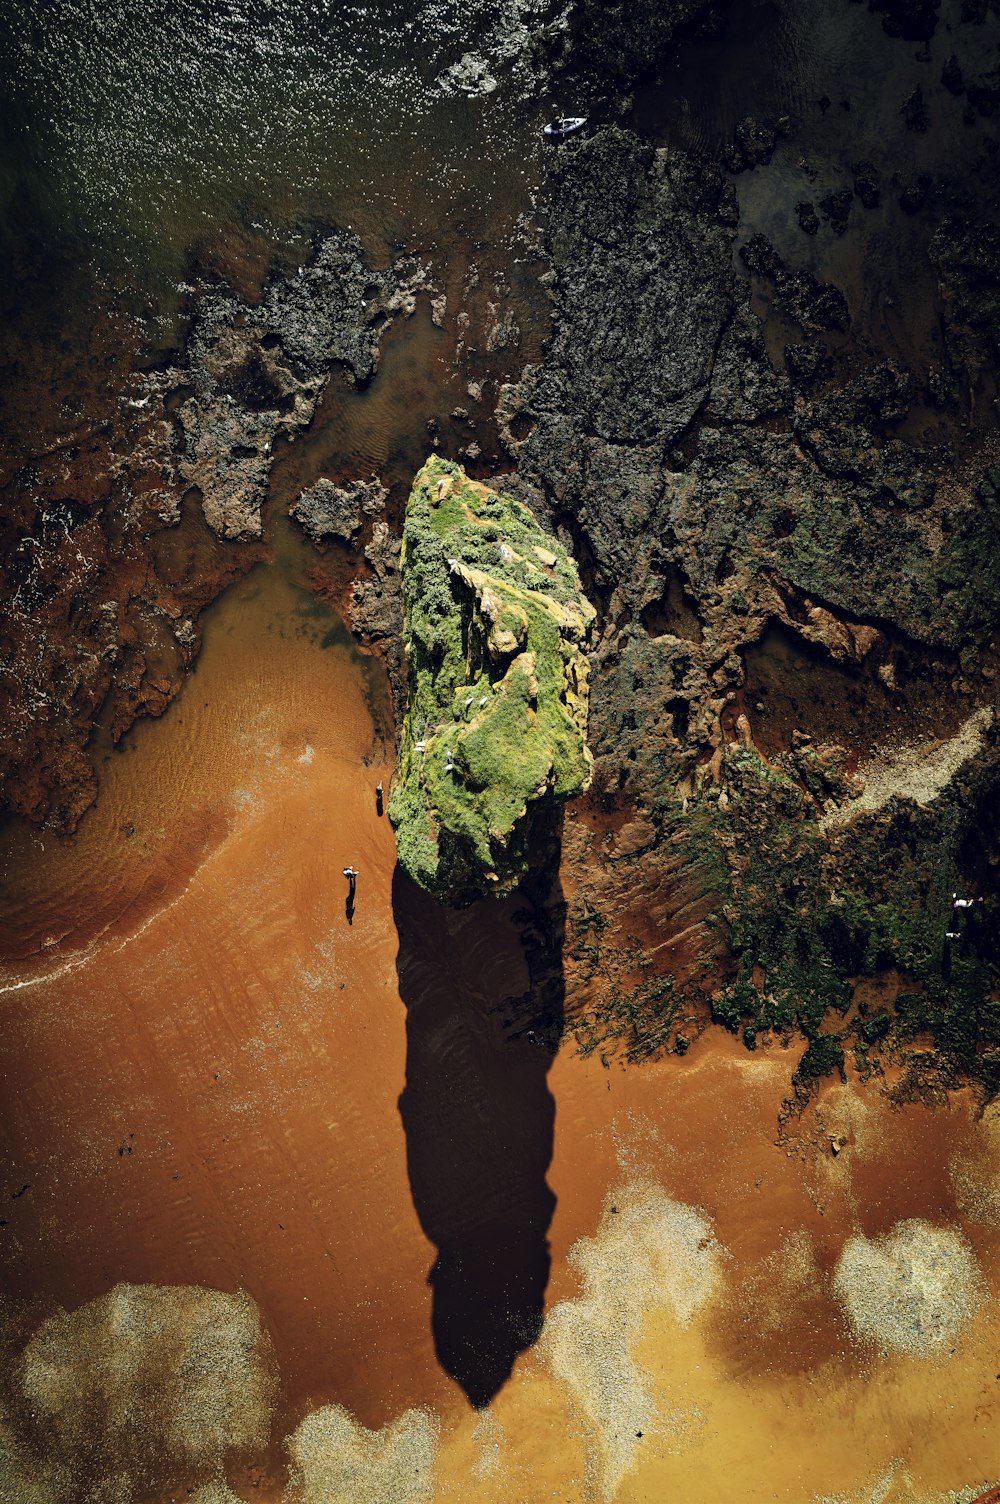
[389,456,596,901]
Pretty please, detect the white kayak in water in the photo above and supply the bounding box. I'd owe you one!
[542,117,588,137]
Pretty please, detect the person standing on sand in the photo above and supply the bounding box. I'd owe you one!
[375,782,384,817]
[343,866,358,924]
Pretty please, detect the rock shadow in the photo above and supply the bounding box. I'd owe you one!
[394,809,566,1409]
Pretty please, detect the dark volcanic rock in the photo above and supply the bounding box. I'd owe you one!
[499,128,739,587]
[899,174,932,214]
[724,115,791,174]
[867,0,940,41]
[851,160,882,209]
[818,188,854,235]
[740,233,851,332]
[942,54,965,94]
[496,123,1000,1094]
[291,476,388,543]
[784,342,833,390]
[348,519,405,711]
[931,216,1000,367]
[796,201,820,235]
[162,232,395,540]
[548,0,724,84]
[901,84,930,132]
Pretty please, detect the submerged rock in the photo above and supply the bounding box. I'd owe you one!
[167,232,393,541]
[435,52,498,95]
[291,476,387,543]
[389,456,595,902]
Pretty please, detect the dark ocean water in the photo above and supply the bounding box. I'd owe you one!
[0,0,561,342]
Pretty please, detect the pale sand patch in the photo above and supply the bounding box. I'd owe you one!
[811,1456,999,1504]
[542,1180,724,1501]
[427,1101,1000,1504]
[811,1457,910,1504]
[18,1284,275,1500]
[833,1220,982,1356]
[189,1485,248,1504]
[0,1408,63,1504]
[470,1409,506,1481]
[726,1227,823,1338]
[284,1405,438,1504]
[821,706,993,831]
[951,1101,1000,1227]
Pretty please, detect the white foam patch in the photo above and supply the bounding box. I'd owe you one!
[812,1457,1000,1504]
[188,1485,248,1504]
[833,1219,982,1356]
[542,1180,723,1501]
[285,1404,438,1504]
[19,1284,275,1494]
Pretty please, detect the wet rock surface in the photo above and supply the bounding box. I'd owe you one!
[159,232,395,541]
[499,109,1000,1097]
[292,476,388,543]
[0,232,413,831]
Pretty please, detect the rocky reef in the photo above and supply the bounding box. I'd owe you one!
[158,232,394,542]
[389,456,594,903]
[499,118,1000,1102]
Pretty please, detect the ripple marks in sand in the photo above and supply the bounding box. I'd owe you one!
[833,1219,982,1357]
[285,1405,438,1504]
[543,1180,723,1503]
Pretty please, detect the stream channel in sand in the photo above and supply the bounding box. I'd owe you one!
[1,518,1000,1501]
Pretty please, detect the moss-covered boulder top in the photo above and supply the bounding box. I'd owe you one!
[389,456,596,902]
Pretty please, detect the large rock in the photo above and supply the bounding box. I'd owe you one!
[389,456,595,902]
[291,476,387,543]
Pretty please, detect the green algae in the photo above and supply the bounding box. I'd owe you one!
[389,456,596,902]
[701,743,1000,1096]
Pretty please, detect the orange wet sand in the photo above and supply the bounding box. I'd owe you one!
[0,561,451,1436]
[0,559,998,1501]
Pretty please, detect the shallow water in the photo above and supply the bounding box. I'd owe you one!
[2,0,552,285]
